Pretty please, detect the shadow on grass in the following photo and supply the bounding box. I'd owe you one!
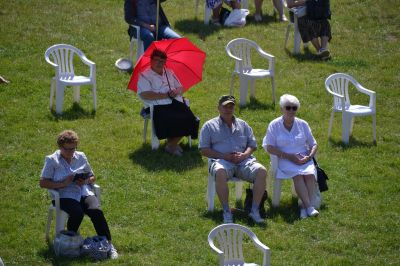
[48,103,96,121]
[128,143,204,172]
[37,242,92,265]
[328,136,377,149]
[285,46,320,61]
[238,97,275,112]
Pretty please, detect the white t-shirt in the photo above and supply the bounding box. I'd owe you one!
[137,67,183,105]
[262,116,317,179]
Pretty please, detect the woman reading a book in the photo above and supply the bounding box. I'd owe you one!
[39,130,118,259]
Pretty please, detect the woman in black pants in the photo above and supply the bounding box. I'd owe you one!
[40,130,118,259]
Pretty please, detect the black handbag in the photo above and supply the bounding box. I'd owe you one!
[244,187,268,218]
[306,0,331,20]
[313,157,329,192]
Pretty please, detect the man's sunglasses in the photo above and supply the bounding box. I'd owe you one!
[285,106,298,111]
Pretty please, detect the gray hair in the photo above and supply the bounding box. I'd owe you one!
[279,94,300,109]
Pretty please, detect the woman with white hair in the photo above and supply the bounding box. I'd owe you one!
[262,94,319,219]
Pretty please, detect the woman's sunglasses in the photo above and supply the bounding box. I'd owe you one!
[285,106,298,111]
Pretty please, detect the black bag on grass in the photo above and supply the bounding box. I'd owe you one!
[313,157,329,192]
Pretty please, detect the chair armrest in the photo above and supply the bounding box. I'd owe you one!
[129,24,141,35]
[48,189,60,208]
[248,231,271,266]
[355,83,376,109]
[207,238,224,256]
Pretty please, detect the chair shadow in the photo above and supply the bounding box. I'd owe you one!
[128,143,204,172]
[284,46,320,62]
[328,136,377,148]
[37,243,92,265]
[238,97,275,112]
[266,197,300,224]
[174,18,221,41]
[47,103,96,121]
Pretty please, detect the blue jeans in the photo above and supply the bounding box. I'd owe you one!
[140,25,181,51]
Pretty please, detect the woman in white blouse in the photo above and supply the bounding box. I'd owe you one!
[262,94,319,219]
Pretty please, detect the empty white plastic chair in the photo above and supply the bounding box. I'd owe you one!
[45,44,97,114]
[138,96,192,150]
[129,25,144,65]
[283,0,308,54]
[325,73,377,144]
[269,154,321,208]
[45,184,101,242]
[226,38,276,106]
[206,159,243,212]
[196,0,248,25]
[208,223,271,266]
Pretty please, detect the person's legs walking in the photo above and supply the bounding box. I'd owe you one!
[272,0,287,21]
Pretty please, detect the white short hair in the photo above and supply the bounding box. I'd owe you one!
[279,94,300,108]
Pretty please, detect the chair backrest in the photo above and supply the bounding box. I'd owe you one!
[226,38,261,73]
[325,73,357,110]
[208,224,259,265]
[45,44,85,79]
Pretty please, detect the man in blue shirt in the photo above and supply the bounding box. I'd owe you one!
[199,95,267,223]
[124,0,181,51]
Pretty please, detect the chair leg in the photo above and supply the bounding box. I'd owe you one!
[239,77,248,106]
[328,110,334,138]
[130,37,136,63]
[235,181,243,201]
[73,86,80,103]
[55,209,67,234]
[204,4,212,25]
[92,83,97,111]
[207,174,216,212]
[342,113,351,144]
[372,114,377,143]
[293,16,301,54]
[272,178,282,207]
[188,136,192,148]
[49,79,55,109]
[137,39,144,61]
[46,208,53,242]
[55,83,65,114]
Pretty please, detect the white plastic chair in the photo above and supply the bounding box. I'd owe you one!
[226,38,276,106]
[207,159,243,212]
[138,96,192,150]
[45,44,97,114]
[208,223,271,266]
[269,154,321,208]
[195,0,248,25]
[45,184,101,242]
[129,25,144,65]
[283,1,308,54]
[325,73,377,144]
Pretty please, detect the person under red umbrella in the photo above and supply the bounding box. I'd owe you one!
[137,49,200,156]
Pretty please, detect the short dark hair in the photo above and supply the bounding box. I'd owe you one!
[151,49,167,60]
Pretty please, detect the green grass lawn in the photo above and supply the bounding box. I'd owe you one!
[0,0,399,265]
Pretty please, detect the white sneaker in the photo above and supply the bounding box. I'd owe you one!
[109,244,118,259]
[249,210,265,223]
[300,208,308,219]
[223,211,233,223]
[306,207,319,217]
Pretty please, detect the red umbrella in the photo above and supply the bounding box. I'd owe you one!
[127,38,206,92]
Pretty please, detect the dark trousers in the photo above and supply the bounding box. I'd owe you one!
[55,196,112,241]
